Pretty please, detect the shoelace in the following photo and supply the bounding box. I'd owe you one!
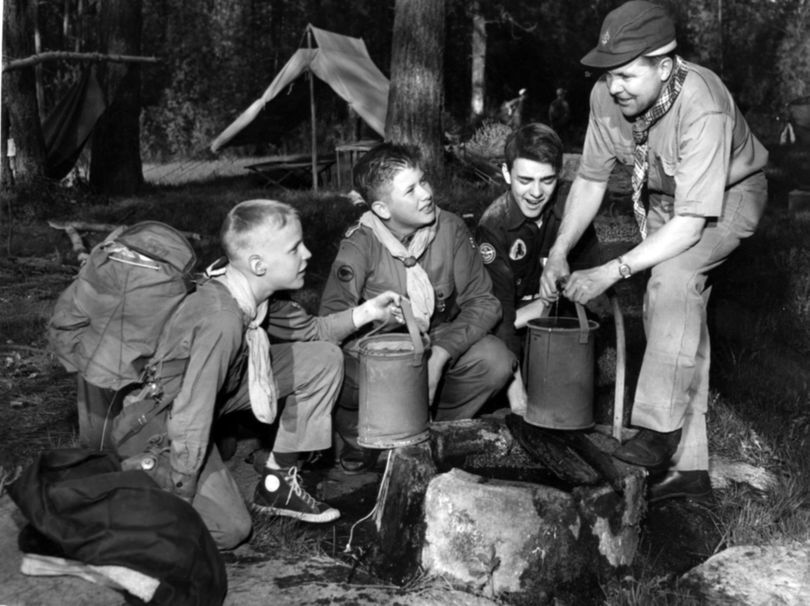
[283,466,320,509]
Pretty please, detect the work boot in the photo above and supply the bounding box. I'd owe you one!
[252,467,340,523]
[612,428,682,470]
[649,470,713,503]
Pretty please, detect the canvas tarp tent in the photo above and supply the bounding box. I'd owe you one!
[210,25,388,153]
[42,68,106,180]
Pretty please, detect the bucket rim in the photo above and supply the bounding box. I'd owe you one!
[359,332,430,354]
[527,317,600,332]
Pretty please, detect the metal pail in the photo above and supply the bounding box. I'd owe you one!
[357,299,430,448]
[523,302,599,430]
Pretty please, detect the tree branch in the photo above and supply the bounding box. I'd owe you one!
[48,220,202,241]
[3,51,160,72]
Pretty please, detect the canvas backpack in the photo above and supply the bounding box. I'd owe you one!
[49,221,197,391]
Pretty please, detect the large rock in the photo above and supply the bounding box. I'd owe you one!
[681,542,810,605]
[421,468,591,596]
[370,418,647,603]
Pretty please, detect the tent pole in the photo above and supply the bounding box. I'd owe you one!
[307,26,318,192]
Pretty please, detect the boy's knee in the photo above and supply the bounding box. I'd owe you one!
[316,342,344,376]
[479,336,517,382]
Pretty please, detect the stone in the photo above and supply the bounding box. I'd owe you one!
[709,455,777,492]
[421,468,592,597]
[681,543,810,605]
[370,418,647,602]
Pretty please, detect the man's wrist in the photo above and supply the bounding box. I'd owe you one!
[615,256,632,280]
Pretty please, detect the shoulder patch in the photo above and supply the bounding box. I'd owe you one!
[479,242,496,265]
[337,265,355,282]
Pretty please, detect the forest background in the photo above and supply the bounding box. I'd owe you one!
[7,0,810,172]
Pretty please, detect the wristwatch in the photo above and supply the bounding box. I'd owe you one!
[617,257,632,279]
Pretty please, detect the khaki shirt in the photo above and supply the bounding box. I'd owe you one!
[154,280,355,480]
[579,60,768,218]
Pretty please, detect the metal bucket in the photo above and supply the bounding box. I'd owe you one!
[357,299,430,448]
[523,302,599,430]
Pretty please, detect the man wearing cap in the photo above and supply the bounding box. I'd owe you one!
[540,0,768,501]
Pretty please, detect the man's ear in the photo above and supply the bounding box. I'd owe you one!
[248,254,266,276]
[370,200,391,220]
[658,56,674,81]
[501,163,512,185]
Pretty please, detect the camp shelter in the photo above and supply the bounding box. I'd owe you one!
[209,24,388,188]
[41,68,107,180]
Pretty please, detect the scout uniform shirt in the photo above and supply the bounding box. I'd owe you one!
[319,209,501,364]
[475,182,601,356]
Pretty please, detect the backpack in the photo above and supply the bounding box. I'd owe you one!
[49,221,197,391]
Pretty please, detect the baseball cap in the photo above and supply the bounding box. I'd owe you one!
[581,1,676,70]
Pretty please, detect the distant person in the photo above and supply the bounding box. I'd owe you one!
[116,199,401,548]
[548,88,571,142]
[476,123,601,413]
[319,143,515,473]
[499,88,528,130]
[540,1,768,502]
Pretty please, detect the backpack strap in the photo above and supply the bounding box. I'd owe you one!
[111,358,189,453]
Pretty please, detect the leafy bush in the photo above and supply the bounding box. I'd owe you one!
[463,120,512,160]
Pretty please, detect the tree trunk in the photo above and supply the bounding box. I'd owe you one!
[2,0,48,187]
[470,0,486,121]
[89,0,143,195]
[385,0,445,177]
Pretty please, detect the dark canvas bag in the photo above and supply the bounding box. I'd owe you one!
[49,221,197,391]
[7,449,227,606]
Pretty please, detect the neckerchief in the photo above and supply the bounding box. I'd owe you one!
[631,55,688,239]
[205,261,276,424]
[359,209,439,332]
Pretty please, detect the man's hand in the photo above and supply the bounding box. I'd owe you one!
[427,345,451,405]
[562,263,618,305]
[506,368,528,416]
[539,253,569,303]
[352,291,403,328]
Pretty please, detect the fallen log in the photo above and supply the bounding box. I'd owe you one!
[505,413,601,486]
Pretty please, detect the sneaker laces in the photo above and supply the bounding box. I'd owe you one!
[283,466,320,509]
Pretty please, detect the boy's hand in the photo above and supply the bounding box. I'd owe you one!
[507,368,528,416]
[352,291,403,328]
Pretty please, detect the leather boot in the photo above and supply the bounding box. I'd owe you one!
[613,427,682,470]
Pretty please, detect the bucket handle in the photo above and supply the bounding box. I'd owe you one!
[357,296,425,365]
[540,300,592,344]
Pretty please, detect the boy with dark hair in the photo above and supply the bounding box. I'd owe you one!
[118,199,400,548]
[476,123,601,412]
[319,143,515,473]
